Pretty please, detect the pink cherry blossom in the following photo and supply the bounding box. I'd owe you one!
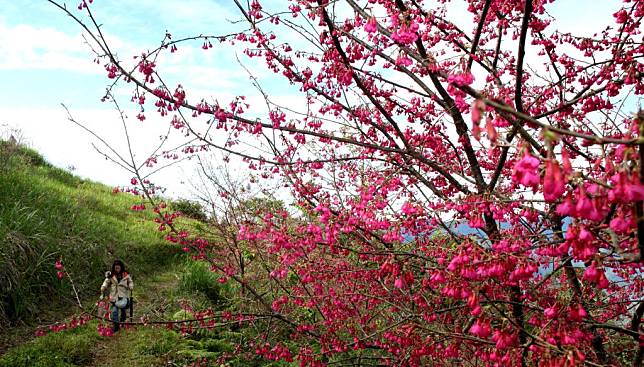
[512,150,540,191]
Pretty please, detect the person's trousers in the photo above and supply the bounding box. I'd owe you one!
[110,304,127,331]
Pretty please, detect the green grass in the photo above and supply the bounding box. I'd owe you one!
[0,142,288,366]
[0,323,99,367]
[98,327,191,367]
[0,322,192,367]
[0,256,280,367]
[179,260,227,306]
[0,142,179,327]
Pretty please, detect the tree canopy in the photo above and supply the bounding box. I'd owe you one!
[49,0,644,366]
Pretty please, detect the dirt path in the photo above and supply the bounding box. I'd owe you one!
[88,271,179,367]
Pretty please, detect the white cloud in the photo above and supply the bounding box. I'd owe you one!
[0,20,100,73]
[2,106,204,198]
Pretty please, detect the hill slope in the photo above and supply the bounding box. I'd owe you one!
[0,142,294,367]
[0,141,178,335]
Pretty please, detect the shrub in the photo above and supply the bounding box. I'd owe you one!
[178,261,224,304]
[171,199,208,222]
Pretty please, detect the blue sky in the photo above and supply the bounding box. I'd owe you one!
[0,0,627,198]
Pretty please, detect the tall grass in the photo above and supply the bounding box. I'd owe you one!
[178,260,226,305]
[0,142,178,327]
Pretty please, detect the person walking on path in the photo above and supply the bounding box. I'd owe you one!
[100,259,134,332]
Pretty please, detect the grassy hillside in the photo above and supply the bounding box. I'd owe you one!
[0,142,276,366]
[0,140,178,329]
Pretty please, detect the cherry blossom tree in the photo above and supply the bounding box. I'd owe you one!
[50,0,644,366]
